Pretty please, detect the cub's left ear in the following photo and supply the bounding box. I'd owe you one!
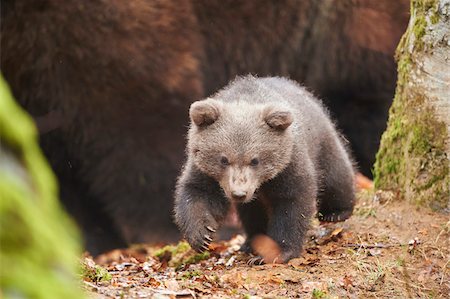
[263,106,293,130]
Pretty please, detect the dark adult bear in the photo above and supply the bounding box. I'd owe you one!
[175,76,356,263]
[1,0,205,254]
[0,0,409,255]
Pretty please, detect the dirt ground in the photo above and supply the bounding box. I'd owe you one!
[82,190,450,298]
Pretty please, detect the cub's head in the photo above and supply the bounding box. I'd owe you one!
[188,98,294,203]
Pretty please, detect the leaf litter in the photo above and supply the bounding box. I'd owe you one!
[82,190,450,298]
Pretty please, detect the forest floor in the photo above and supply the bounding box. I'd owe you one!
[82,190,450,299]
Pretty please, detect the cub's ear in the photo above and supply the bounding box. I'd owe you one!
[189,99,223,127]
[263,106,293,130]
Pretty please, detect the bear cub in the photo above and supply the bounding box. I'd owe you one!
[174,75,355,263]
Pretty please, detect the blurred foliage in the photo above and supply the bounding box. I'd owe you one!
[0,75,85,299]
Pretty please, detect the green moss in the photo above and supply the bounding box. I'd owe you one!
[415,0,440,24]
[153,240,211,271]
[413,16,427,50]
[181,269,203,279]
[311,289,328,299]
[175,251,210,271]
[373,92,407,187]
[153,241,191,259]
[430,11,440,24]
[409,126,431,154]
[413,0,437,12]
[408,0,440,51]
[81,262,112,283]
[420,173,446,190]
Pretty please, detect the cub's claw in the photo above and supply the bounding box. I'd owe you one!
[247,256,265,266]
[183,222,217,252]
[200,235,213,252]
[200,244,209,252]
[204,234,213,242]
[318,210,353,222]
[206,226,216,233]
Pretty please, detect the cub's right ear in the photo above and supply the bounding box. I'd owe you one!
[189,99,222,127]
[263,105,293,131]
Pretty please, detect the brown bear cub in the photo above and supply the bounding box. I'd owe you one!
[174,75,355,263]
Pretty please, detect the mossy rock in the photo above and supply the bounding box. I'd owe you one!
[0,75,86,299]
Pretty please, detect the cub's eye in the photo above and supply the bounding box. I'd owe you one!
[250,158,259,166]
[220,156,230,166]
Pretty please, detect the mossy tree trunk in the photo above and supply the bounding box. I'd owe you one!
[374,0,449,210]
[0,75,86,299]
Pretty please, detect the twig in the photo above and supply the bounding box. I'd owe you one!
[343,240,421,250]
[434,228,446,244]
[440,260,449,286]
[155,289,196,298]
[343,243,396,249]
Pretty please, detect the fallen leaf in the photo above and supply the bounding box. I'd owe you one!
[289,256,320,268]
[191,283,212,294]
[148,277,161,288]
[268,275,284,285]
[164,279,180,291]
[368,248,382,256]
[277,270,303,283]
[208,242,228,253]
[418,229,428,235]
[221,271,245,288]
[341,275,354,290]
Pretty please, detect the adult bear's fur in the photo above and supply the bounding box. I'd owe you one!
[1,0,409,254]
[193,0,409,174]
[1,0,205,254]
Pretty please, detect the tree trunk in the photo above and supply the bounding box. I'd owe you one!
[374,0,450,211]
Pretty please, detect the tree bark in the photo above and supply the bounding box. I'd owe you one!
[374,0,450,211]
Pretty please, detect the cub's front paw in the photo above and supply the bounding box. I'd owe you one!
[185,224,217,252]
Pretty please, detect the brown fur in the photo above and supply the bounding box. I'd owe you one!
[193,0,409,175]
[1,0,205,254]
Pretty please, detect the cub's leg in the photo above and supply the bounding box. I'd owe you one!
[260,166,316,262]
[317,138,355,222]
[174,168,230,252]
[236,199,268,253]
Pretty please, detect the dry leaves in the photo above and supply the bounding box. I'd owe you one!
[82,192,450,298]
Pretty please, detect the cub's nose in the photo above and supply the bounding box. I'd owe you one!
[231,190,247,201]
